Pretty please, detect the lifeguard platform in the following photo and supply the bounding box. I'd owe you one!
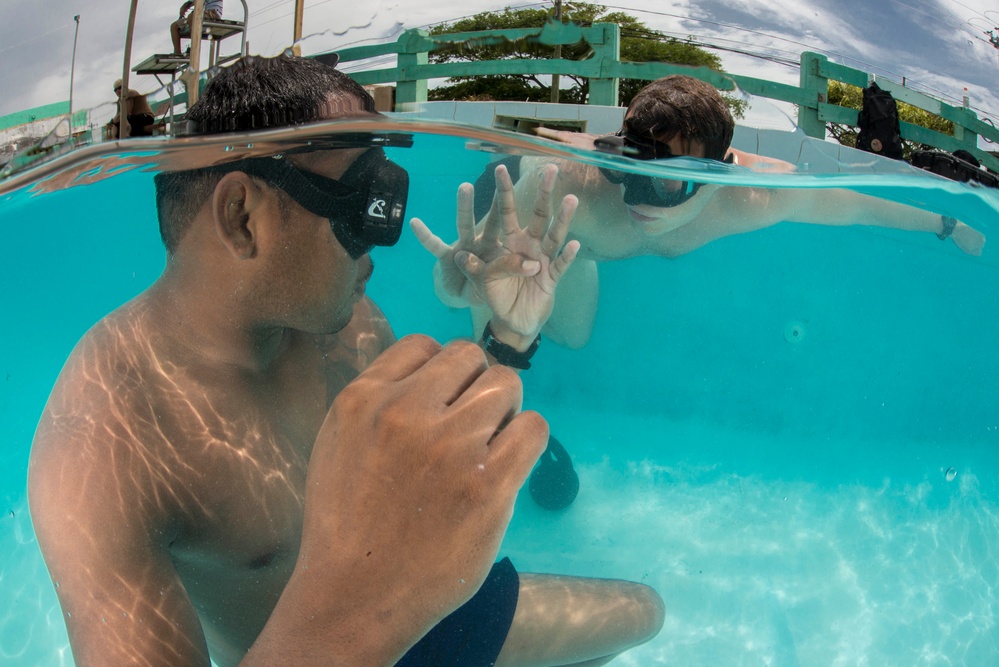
[131,0,248,132]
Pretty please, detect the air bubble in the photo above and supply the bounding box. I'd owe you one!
[945,467,957,482]
[784,321,807,344]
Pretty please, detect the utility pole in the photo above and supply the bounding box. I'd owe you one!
[550,0,562,103]
[121,0,139,138]
[68,15,80,132]
[292,0,305,55]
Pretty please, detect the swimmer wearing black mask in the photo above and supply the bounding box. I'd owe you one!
[593,129,722,209]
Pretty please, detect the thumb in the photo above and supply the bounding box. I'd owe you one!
[483,254,541,280]
[455,251,486,281]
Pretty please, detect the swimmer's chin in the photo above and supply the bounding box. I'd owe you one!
[626,205,680,235]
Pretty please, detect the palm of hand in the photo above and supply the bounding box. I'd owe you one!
[481,230,557,336]
[439,226,504,307]
[412,163,579,338]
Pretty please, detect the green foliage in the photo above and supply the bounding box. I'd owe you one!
[826,80,954,158]
[426,3,728,110]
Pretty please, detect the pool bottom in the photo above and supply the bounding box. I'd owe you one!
[3,408,996,666]
[503,407,998,666]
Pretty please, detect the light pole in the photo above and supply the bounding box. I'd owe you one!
[68,15,80,131]
[550,0,562,103]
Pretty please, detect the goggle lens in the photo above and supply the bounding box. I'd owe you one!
[595,130,702,209]
[238,148,409,259]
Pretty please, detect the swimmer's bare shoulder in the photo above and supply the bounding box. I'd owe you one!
[28,301,215,665]
[26,293,395,666]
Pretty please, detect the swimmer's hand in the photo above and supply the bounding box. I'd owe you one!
[258,336,547,665]
[952,221,985,256]
[411,184,490,309]
[411,163,580,342]
[534,127,601,151]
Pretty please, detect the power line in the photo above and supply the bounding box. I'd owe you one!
[938,0,994,21]
[284,3,999,122]
[0,21,75,59]
[601,2,997,119]
[886,0,990,45]
[601,4,836,57]
[249,0,293,20]
[313,4,550,61]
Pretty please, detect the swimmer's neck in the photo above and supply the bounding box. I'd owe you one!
[145,271,296,376]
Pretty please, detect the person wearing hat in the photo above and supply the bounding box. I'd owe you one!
[107,79,156,139]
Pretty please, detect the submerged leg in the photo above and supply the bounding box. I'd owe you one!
[496,574,664,667]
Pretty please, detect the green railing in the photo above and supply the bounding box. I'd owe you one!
[0,102,89,134]
[6,21,998,175]
[331,22,999,173]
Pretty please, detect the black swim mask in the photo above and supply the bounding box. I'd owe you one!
[227,134,410,259]
[594,130,706,209]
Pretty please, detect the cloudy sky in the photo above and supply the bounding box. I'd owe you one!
[1,0,998,127]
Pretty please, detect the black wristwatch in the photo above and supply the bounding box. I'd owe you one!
[481,321,541,370]
[937,215,957,240]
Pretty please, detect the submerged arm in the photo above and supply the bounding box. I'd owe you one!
[29,393,212,666]
[771,187,985,255]
[651,185,985,257]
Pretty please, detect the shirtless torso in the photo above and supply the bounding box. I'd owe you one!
[30,292,392,667]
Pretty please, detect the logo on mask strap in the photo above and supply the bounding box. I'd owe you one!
[367,198,388,220]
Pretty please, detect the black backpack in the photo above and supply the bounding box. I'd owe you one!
[856,82,904,160]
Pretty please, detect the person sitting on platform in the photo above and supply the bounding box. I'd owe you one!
[171,0,223,56]
[107,79,155,139]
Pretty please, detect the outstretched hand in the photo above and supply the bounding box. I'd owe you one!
[533,126,601,151]
[952,220,986,256]
[411,163,580,342]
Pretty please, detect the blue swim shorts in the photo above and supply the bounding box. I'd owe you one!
[395,557,520,667]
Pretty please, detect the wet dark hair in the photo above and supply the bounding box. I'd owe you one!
[155,53,375,254]
[623,75,734,161]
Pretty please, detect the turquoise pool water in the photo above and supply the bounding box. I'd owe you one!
[1,119,998,665]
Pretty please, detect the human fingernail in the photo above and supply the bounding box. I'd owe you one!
[522,259,540,273]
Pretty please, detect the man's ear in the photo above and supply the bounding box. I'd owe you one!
[211,172,268,259]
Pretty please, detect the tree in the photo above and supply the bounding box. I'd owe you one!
[826,80,954,159]
[426,3,732,109]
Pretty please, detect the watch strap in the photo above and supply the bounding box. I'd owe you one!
[937,215,957,240]
[481,322,540,370]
